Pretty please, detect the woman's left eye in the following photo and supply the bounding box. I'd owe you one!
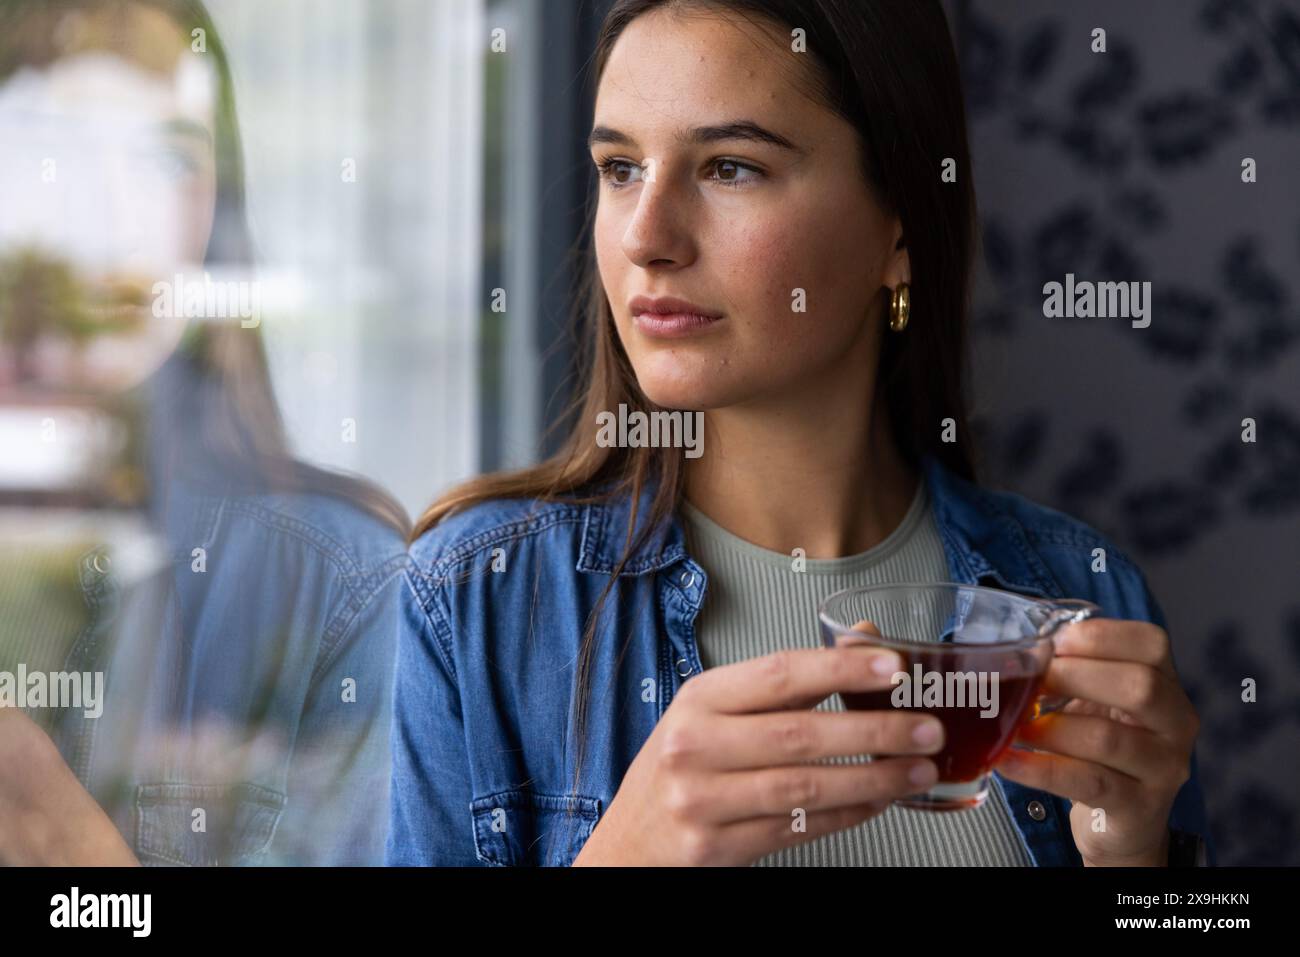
[707,159,762,187]
[147,146,199,180]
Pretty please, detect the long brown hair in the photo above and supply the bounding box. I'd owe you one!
[415,0,981,807]
[0,0,409,533]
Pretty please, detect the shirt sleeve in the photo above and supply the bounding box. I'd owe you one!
[385,565,482,866]
[264,558,406,866]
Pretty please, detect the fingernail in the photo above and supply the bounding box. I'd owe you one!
[910,761,938,786]
[912,719,942,746]
[872,653,902,676]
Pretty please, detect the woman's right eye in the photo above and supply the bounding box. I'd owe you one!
[145,145,200,180]
[595,158,643,188]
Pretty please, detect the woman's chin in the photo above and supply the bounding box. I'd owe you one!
[634,377,723,412]
[630,356,737,411]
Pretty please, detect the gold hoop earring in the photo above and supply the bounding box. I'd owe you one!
[889,282,910,332]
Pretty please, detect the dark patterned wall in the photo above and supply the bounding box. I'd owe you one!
[951,0,1300,864]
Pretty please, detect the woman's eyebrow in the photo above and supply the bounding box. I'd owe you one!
[587,119,804,153]
[157,117,214,145]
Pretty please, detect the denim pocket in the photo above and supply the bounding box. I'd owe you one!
[135,782,286,866]
[470,788,602,867]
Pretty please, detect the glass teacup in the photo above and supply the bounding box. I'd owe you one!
[818,582,1099,810]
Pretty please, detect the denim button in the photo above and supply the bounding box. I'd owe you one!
[1027,800,1047,821]
[91,551,111,575]
[675,656,693,677]
[679,570,695,589]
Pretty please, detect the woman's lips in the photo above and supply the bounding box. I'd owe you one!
[631,311,724,338]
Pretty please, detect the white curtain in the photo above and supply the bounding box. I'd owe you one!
[207,0,486,518]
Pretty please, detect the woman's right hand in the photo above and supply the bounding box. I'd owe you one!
[572,629,945,866]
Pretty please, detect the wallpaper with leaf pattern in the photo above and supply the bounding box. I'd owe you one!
[952,0,1300,865]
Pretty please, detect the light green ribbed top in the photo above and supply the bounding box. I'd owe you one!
[680,478,1033,866]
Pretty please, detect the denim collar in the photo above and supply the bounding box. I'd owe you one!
[576,452,1064,599]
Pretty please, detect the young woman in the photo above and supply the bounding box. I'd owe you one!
[0,0,407,865]
[387,0,1213,867]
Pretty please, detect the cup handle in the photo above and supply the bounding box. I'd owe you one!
[1029,601,1099,720]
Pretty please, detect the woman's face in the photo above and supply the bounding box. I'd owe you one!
[0,3,218,393]
[591,8,908,413]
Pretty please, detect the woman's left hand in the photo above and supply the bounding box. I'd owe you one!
[990,616,1199,867]
[0,709,139,866]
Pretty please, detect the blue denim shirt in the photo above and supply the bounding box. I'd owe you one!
[387,452,1215,866]
[53,479,407,866]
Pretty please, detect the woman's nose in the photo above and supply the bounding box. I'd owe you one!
[619,164,697,268]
